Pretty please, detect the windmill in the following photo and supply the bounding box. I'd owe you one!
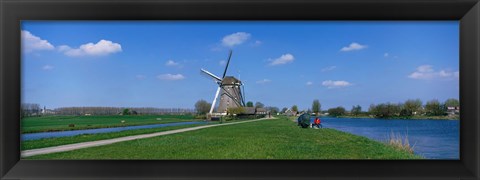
[201,50,245,115]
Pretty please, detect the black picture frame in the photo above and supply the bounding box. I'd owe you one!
[1,0,479,179]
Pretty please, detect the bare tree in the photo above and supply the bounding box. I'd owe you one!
[195,100,212,115]
[255,102,265,108]
[312,99,321,115]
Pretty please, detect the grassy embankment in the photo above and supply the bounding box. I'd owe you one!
[21,123,211,150]
[22,115,258,150]
[26,116,421,160]
[21,115,201,133]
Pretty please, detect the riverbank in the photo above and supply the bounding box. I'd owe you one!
[22,118,269,158]
[21,115,202,133]
[26,116,421,160]
[21,123,210,150]
[22,117,265,150]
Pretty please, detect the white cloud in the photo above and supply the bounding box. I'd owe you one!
[253,40,262,46]
[438,70,452,77]
[165,60,180,66]
[222,32,251,47]
[136,75,146,80]
[322,80,352,88]
[417,65,434,73]
[269,53,295,66]
[42,65,54,71]
[256,79,271,84]
[340,42,367,52]
[219,60,226,65]
[306,81,313,86]
[385,52,400,59]
[56,45,71,52]
[408,65,458,80]
[157,74,185,81]
[58,40,122,57]
[321,66,336,72]
[21,30,55,53]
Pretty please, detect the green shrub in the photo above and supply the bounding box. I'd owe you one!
[194,115,206,119]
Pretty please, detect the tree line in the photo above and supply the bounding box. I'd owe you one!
[55,107,196,116]
[320,98,458,118]
[21,104,196,117]
[21,103,42,117]
[280,98,459,119]
[367,98,459,118]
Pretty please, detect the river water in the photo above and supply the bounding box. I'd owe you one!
[22,121,208,141]
[313,117,459,159]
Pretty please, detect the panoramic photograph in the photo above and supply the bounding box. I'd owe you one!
[20,21,459,160]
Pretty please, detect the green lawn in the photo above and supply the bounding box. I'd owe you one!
[21,123,213,150]
[26,116,421,160]
[21,115,199,133]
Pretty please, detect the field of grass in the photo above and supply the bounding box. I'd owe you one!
[21,115,199,133]
[27,116,421,160]
[21,123,213,150]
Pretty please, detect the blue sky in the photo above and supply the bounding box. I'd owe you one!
[21,21,459,111]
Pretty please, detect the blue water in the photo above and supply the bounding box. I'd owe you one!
[22,121,208,141]
[311,117,459,159]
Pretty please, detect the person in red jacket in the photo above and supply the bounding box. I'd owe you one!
[313,117,323,128]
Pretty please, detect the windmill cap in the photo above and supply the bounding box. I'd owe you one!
[221,76,242,85]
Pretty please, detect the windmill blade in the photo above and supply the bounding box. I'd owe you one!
[240,84,246,106]
[201,69,222,82]
[209,87,221,114]
[222,50,233,78]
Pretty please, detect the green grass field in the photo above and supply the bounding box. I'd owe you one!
[26,116,421,160]
[21,123,212,150]
[21,115,198,133]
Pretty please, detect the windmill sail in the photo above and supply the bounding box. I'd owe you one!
[209,87,221,114]
[201,69,222,82]
[222,50,233,78]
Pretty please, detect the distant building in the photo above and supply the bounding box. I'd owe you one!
[284,109,297,116]
[255,108,268,115]
[243,107,256,115]
[41,106,56,115]
[447,106,460,115]
[240,107,268,115]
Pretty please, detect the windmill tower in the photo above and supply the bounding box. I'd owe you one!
[201,50,245,115]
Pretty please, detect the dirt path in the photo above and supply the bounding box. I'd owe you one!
[21,118,272,158]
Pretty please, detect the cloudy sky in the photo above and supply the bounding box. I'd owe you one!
[22,21,459,110]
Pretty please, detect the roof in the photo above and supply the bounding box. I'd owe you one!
[243,107,256,114]
[256,108,267,112]
[221,76,242,85]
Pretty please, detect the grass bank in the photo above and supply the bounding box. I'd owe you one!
[27,116,421,160]
[21,115,200,133]
[21,123,212,150]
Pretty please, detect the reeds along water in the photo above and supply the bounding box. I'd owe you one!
[386,130,416,154]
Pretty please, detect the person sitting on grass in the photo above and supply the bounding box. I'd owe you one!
[297,113,311,128]
[312,116,323,129]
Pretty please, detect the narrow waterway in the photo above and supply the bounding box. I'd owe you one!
[22,121,208,141]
